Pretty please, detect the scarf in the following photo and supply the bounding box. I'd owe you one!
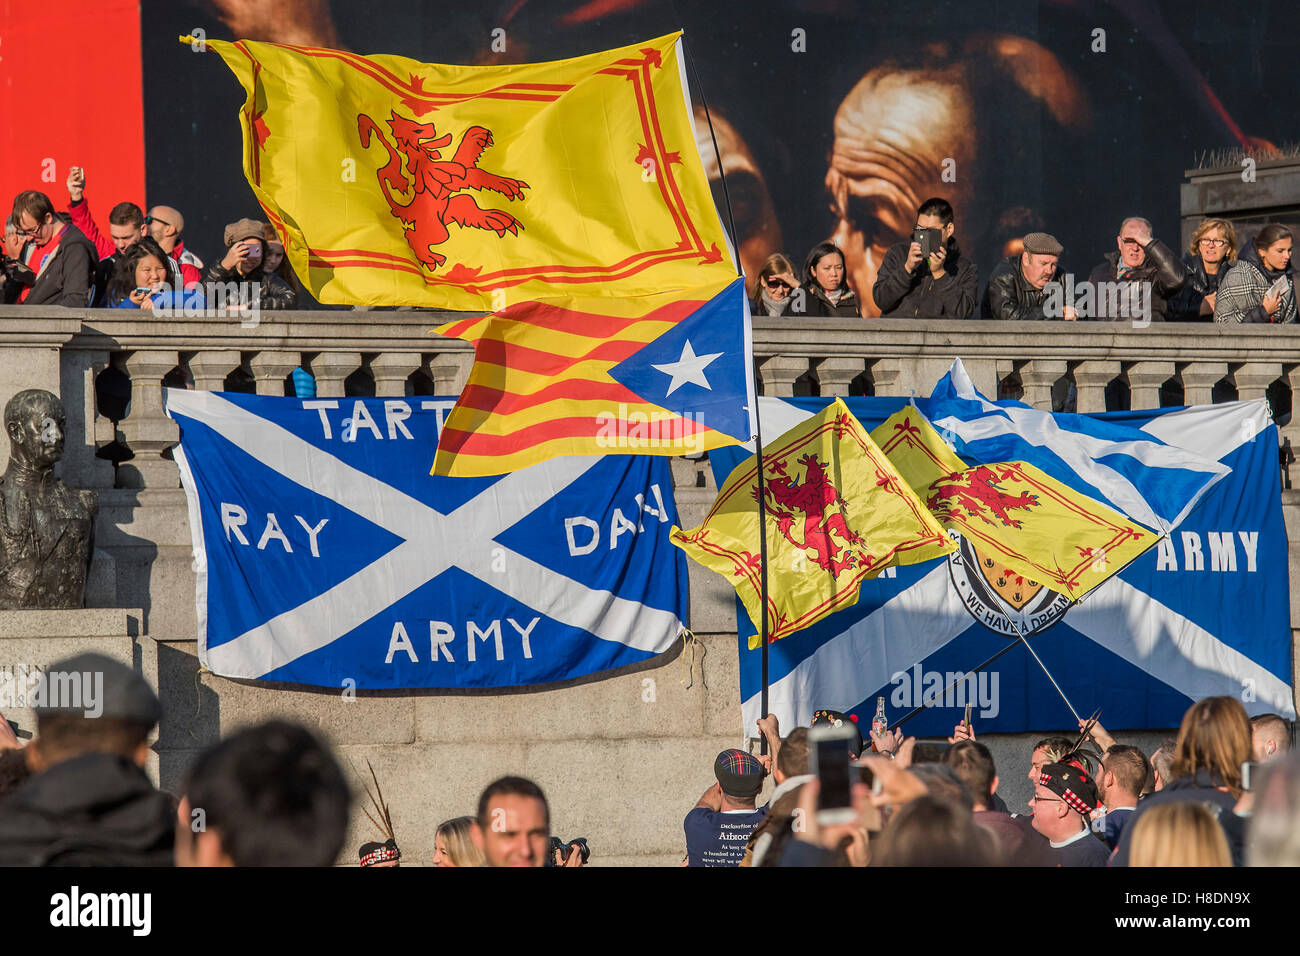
[759,288,790,316]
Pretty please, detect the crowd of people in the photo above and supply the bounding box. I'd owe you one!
[0,168,299,312]
[683,699,1296,867]
[751,197,1295,324]
[2,173,1292,328]
[0,651,1294,867]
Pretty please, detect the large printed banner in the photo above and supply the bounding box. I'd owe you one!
[164,390,687,688]
[713,397,1294,735]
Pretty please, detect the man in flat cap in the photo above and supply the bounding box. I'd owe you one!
[683,748,768,866]
[0,653,173,866]
[205,217,297,310]
[982,231,1077,322]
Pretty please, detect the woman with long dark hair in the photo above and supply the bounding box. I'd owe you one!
[801,241,859,317]
[1215,223,1295,324]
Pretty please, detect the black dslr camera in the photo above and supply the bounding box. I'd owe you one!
[546,836,590,866]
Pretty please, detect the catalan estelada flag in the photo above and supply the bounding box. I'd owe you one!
[671,400,954,645]
[432,278,754,477]
[204,32,739,309]
[871,407,1158,601]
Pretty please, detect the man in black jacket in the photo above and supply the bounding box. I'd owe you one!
[872,197,978,319]
[0,653,173,866]
[1085,216,1187,323]
[981,231,1078,321]
[10,191,96,307]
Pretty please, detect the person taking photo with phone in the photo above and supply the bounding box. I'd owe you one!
[872,197,978,318]
[206,218,298,311]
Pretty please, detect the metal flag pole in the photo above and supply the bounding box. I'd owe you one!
[681,34,773,754]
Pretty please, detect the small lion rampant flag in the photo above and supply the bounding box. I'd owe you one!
[871,407,1159,601]
[670,400,954,644]
[204,32,739,309]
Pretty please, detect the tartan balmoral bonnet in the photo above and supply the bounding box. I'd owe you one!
[1037,761,1099,815]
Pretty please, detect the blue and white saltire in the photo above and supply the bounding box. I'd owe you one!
[712,394,1292,736]
[919,359,1230,535]
[164,390,687,689]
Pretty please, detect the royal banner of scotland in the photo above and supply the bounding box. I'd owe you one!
[712,395,1293,735]
[163,390,686,688]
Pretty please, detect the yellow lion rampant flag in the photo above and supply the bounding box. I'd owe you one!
[670,400,954,645]
[870,407,1158,601]
[203,33,738,309]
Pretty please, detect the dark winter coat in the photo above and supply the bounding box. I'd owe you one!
[872,239,978,318]
[1084,237,1187,322]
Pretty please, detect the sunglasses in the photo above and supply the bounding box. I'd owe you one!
[143,215,170,228]
[765,278,790,290]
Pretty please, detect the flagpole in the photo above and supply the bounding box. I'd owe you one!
[893,640,1023,728]
[681,34,772,754]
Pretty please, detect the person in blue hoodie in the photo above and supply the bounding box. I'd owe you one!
[108,237,205,313]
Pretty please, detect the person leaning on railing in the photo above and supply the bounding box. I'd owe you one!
[1214,223,1295,325]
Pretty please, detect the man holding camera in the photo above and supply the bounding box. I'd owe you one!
[871,197,978,319]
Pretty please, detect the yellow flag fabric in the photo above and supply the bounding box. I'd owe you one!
[207,34,738,309]
[670,400,954,644]
[870,408,1157,600]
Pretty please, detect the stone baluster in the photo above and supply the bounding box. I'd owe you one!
[370,353,423,397]
[1234,362,1283,404]
[1073,360,1121,413]
[428,352,473,397]
[1019,360,1067,410]
[1180,361,1230,407]
[58,348,116,489]
[1125,361,1175,411]
[188,350,242,392]
[250,351,302,396]
[866,358,904,397]
[757,356,809,397]
[311,352,362,397]
[117,350,181,489]
[814,357,866,397]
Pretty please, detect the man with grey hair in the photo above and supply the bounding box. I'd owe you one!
[1148,737,1178,792]
[1085,216,1187,322]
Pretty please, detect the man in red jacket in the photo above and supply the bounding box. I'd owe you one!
[66,167,147,304]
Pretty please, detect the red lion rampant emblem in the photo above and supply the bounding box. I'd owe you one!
[755,453,864,577]
[357,110,530,271]
[927,465,1039,529]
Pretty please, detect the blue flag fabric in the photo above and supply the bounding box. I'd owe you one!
[919,359,1229,534]
[164,390,687,689]
[712,395,1292,736]
[608,277,757,442]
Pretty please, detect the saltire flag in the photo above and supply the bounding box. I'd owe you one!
[671,399,954,645]
[920,359,1229,534]
[871,408,1158,601]
[205,32,740,310]
[163,390,687,688]
[432,277,755,476]
[710,395,1292,735]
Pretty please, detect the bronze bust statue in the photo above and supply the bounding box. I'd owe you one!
[0,389,97,608]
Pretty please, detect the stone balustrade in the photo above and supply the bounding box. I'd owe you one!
[0,308,1297,486]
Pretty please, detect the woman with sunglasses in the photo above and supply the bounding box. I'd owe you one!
[751,253,800,316]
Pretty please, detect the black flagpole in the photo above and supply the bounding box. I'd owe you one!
[681,35,771,753]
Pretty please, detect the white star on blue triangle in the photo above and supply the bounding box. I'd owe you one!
[608,278,753,442]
